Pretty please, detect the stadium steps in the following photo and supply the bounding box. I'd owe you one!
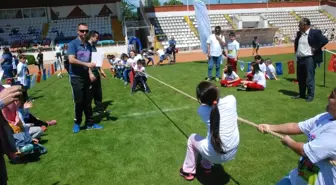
[41,23,49,39]
[184,16,199,37]
[111,17,124,41]
[224,14,236,29]
[319,9,336,23]
[290,11,301,21]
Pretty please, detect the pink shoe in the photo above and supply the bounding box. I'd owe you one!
[46,120,57,126]
[179,168,195,181]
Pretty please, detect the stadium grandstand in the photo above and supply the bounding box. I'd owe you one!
[0,0,335,59]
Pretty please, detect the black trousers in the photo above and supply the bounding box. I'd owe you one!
[0,155,7,185]
[90,76,104,112]
[70,76,94,126]
[37,62,44,71]
[132,76,150,92]
[24,114,48,127]
[297,56,316,98]
[64,60,69,73]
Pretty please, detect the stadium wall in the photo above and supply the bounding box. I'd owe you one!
[50,3,120,19]
[146,1,320,17]
[0,45,127,62]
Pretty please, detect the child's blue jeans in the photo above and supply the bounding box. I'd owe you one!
[123,68,131,82]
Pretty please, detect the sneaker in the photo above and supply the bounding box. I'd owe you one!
[207,77,211,81]
[86,124,103,130]
[215,77,219,82]
[73,123,80,133]
[46,120,57,126]
[179,168,195,181]
[145,90,151,93]
[124,82,128,86]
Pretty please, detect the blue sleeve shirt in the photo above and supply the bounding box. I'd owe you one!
[67,38,92,77]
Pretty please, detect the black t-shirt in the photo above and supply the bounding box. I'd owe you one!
[37,53,43,63]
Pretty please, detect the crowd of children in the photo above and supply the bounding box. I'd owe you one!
[107,50,151,93]
[0,83,57,164]
[220,55,278,91]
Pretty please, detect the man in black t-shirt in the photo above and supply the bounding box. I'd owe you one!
[36,50,44,71]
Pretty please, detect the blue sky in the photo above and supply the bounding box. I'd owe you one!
[130,0,267,7]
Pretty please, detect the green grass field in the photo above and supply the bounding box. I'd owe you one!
[6,52,336,185]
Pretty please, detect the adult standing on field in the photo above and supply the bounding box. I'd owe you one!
[0,85,23,185]
[67,23,103,133]
[292,18,328,102]
[258,88,336,185]
[206,26,225,82]
[87,30,106,115]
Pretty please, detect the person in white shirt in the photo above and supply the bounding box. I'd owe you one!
[265,59,278,80]
[258,88,336,185]
[239,62,266,91]
[255,55,266,74]
[293,18,328,102]
[226,32,240,73]
[131,60,150,93]
[16,55,29,100]
[220,64,241,87]
[206,26,226,82]
[55,44,62,62]
[156,48,165,65]
[180,81,239,181]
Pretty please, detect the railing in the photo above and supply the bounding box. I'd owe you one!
[224,14,237,29]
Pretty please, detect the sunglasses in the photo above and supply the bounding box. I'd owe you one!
[79,30,89,33]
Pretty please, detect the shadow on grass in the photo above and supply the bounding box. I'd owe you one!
[283,77,298,83]
[144,93,188,138]
[39,139,48,145]
[52,181,70,185]
[10,153,42,165]
[278,89,298,97]
[193,61,208,64]
[29,95,44,100]
[196,164,240,185]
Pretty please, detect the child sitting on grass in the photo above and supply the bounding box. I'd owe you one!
[17,99,57,128]
[220,64,241,87]
[179,81,239,181]
[265,58,278,80]
[255,55,266,75]
[132,60,150,93]
[238,62,266,91]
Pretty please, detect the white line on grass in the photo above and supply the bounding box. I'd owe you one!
[120,106,191,118]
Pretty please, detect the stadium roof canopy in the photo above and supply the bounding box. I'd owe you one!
[1,0,121,9]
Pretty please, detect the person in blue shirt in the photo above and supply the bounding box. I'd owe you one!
[168,36,176,63]
[0,47,14,79]
[67,23,103,133]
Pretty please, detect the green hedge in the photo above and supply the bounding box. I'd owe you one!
[25,55,36,65]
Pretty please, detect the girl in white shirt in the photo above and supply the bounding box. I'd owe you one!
[265,59,278,80]
[180,81,239,181]
[220,64,241,87]
[255,55,266,75]
[239,62,266,91]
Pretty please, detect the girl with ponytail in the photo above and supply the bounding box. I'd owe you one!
[180,81,240,181]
